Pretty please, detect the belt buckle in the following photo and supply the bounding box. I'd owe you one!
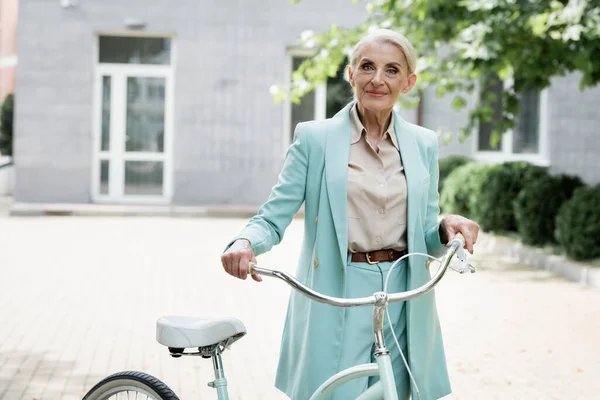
[365,252,377,264]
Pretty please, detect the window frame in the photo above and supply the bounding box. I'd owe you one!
[91,32,176,204]
[473,84,549,167]
[282,48,327,153]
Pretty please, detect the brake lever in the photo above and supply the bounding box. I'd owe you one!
[449,238,475,274]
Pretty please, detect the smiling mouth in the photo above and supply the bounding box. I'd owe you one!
[367,91,387,97]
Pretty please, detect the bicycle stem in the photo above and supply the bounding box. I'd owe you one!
[372,292,390,357]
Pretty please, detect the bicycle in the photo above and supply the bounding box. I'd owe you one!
[82,233,474,400]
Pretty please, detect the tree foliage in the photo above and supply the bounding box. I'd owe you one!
[0,94,14,157]
[281,0,600,143]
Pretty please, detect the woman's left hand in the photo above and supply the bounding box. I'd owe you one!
[440,215,480,254]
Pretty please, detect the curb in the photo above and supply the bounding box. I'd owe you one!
[8,202,260,218]
[477,231,600,290]
[6,200,306,219]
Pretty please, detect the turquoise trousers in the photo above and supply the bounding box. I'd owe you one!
[330,254,410,400]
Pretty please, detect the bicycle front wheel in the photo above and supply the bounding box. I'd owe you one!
[82,371,179,400]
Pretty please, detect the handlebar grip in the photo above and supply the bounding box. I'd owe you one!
[453,232,465,247]
[248,261,256,275]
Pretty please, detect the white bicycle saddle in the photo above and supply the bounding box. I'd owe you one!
[156,316,247,349]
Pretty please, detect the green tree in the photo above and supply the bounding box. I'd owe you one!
[0,94,14,157]
[326,65,354,118]
[283,0,600,145]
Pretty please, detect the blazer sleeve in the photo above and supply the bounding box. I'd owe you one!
[423,134,446,257]
[224,124,309,256]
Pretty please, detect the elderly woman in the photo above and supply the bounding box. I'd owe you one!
[221,29,480,400]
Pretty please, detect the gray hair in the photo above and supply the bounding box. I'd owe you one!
[348,28,418,75]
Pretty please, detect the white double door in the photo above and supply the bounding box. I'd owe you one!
[93,65,173,203]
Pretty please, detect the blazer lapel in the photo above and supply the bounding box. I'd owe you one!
[325,102,353,266]
[394,113,426,250]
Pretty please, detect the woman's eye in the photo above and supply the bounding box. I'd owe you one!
[362,64,374,71]
[387,68,398,74]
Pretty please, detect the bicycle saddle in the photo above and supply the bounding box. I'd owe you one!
[156,316,247,349]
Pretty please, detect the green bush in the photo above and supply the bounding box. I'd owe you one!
[439,155,471,193]
[473,162,548,232]
[0,93,14,157]
[514,174,584,246]
[502,161,549,182]
[440,162,492,217]
[555,185,600,261]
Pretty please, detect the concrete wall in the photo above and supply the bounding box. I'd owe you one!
[14,0,367,204]
[546,73,600,185]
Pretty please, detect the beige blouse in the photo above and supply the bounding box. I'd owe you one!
[347,104,408,253]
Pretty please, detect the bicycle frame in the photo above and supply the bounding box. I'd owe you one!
[307,283,403,399]
[206,349,398,400]
[309,354,398,400]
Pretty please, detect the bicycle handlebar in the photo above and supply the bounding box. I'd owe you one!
[248,233,472,308]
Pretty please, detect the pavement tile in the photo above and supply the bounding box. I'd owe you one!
[0,216,598,399]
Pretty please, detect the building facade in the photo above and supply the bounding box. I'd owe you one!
[14,0,365,206]
[13,1,600,208]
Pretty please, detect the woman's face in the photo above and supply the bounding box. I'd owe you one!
[348,41,416,113]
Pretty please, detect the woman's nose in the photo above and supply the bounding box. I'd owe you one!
[371,70,384,85]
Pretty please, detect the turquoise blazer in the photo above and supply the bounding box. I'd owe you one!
[228,102,451,399]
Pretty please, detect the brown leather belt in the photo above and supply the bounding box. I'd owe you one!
[351,249,408,264]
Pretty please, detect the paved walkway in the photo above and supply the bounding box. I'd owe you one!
[0,216,598,399]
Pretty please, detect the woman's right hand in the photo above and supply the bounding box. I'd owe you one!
[221,239,262,282]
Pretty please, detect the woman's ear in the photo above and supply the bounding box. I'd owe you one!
[402,73,417,94]
[347,66,355,88]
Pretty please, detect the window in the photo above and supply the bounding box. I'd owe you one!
[98,36,171,65]
[289,55,319,142]
[287,53,327,145]
[476,75,546,164]
[93,35,174,203]
[512,89,540,154]
[326,63,354,118]
[477,75,504,152]
[285,51,353,147]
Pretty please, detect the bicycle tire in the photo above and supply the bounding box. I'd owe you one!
[82,370,180,400]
